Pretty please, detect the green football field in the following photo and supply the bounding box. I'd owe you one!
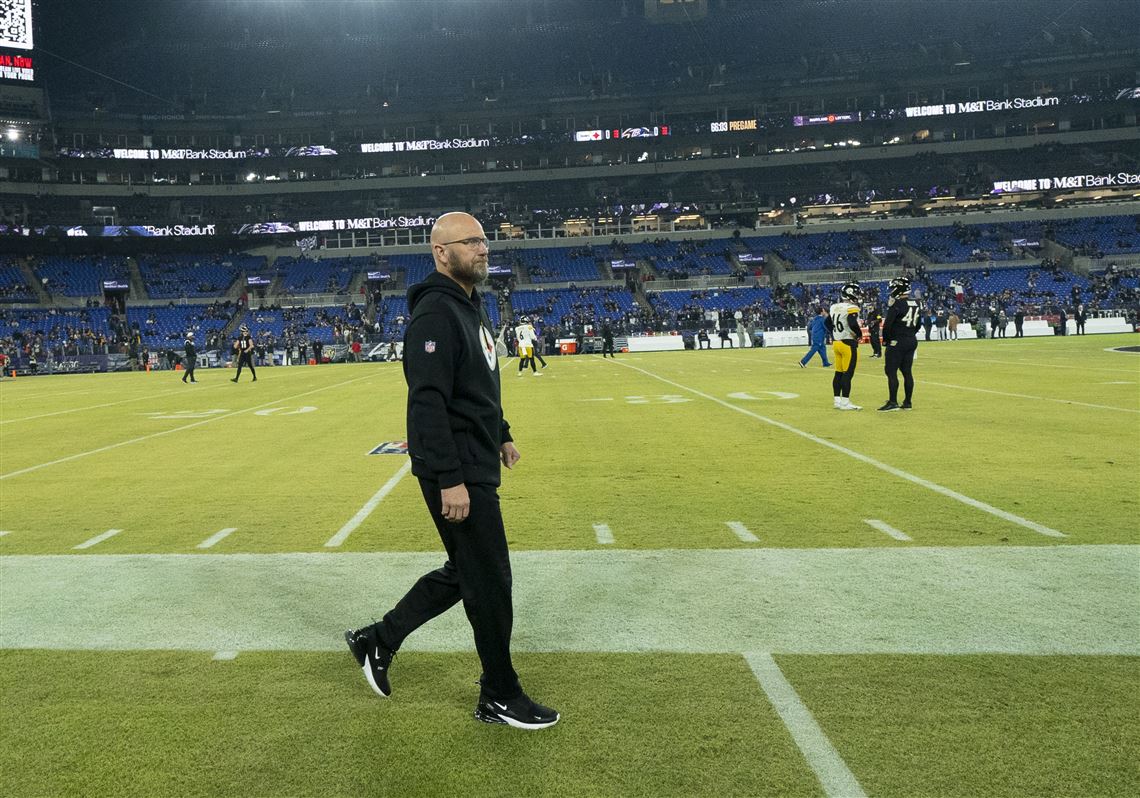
[2,334,1138,797]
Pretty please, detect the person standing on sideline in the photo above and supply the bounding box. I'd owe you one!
[601,320,616,358]
[523,318,547,371]
[799,307,832,368]
[935,309,948,340]
[828,282,862,410]
[231,324,257,382]
[947,311,960,340]
[998,308,1008,338]
[1014,305,1025,338]
[344,212,559,730]
[866,302,883,358]
[1075,303,1087,335]
[181,331,197,383]
[878,277,921,411]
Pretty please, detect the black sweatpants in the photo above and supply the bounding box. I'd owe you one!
[182,360,196,382]
[884,341,916,404]
[379,478,520,701]
[234,353,256,381]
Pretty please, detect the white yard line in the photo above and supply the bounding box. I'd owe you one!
[0,374,374,481]
[864,519,912,542]
[726,521,760,543]
[610,359,1067,538]
[593,523,615,544]
[73,529,122,550]
[0,531,10,537]
[197,528,238,549]
[0,387,212,425]
[930,355,1138,374]
[921,380,1140,414]
[746,653,867,798]
[212,651,238,661]
[324,461,412,547]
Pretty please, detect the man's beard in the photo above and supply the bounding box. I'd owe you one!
[448,250,488,284]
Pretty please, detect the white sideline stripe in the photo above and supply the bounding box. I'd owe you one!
[864,519,912,542]
[746,653,867,798]
[0,531,10,537]
[212,651,238,661]
[611,359,1067,539]
[726,521,759,543]
[197,528,237,549]
[73,529,122,550]
[0,387,206,425]
[593,523,614,544]
[0,374,374,481]
[324,461,412,547]
[922,379,1140,414]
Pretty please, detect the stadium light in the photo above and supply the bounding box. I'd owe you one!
[245,172,258,182]
[5,129,19,141]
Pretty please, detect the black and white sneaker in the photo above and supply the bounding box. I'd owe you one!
[474,692,560,730]
[900,400,913,410]
[344,626,394,698]
[877,401,900,412]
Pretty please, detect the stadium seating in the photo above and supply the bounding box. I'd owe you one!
[761,232,869,271]
[0,257,35,303]
[902,225,1013,264]
[1,307,112,351]
[277,255,365,294]
[1049,216,1140,257]
[510,287,635,326]
[32,255,131,297]
[127,306,233,349]
[136,254,256,299]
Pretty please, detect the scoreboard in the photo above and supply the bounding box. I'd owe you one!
[1,0,34,82]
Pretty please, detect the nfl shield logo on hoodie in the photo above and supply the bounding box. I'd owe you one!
[424,340,436,353]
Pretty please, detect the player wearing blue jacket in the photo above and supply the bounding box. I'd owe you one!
[799,307,832,368]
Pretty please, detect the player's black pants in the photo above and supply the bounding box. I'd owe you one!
[378,478,521,701]
[884,341,916,404]
[182,360,195,382]
[869,329,882,357]
[234,354,256,381]
[603,339,615,357]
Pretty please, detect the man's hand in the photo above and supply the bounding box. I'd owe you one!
[440,484,470,523]
[500,442,520,470]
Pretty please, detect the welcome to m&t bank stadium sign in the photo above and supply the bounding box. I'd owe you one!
[905,95,1060,118]
[992,171,1140,193]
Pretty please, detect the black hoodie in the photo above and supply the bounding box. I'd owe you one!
[404,270,511,488]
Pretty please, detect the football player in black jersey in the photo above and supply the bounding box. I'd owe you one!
[878,277,921,411]
[231,324,257,382]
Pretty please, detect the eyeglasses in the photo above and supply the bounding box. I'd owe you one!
[440,237,490,249]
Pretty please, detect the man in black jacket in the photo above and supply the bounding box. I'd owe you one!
[344,212,559,730]
[181,331,197,383]
[877,277,921,411]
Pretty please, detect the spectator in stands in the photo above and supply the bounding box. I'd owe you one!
[799,307,831,368]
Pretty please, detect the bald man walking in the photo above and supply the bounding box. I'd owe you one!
[344,213,559,730]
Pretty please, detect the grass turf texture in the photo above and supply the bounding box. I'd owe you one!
[0,651,821,798]
[778,654,1140,798]
[0,334,1137,553]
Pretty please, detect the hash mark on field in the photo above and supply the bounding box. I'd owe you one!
[746,653,867,798]
[726,521,759,543]
[197,528,237,549]
[864,519,912,542]
[325,461,412,547]
[593,523,615,545]
[0,530,11,537]
[73,529,122,550]
[611,359,1068,539]
[212,651,238,661]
